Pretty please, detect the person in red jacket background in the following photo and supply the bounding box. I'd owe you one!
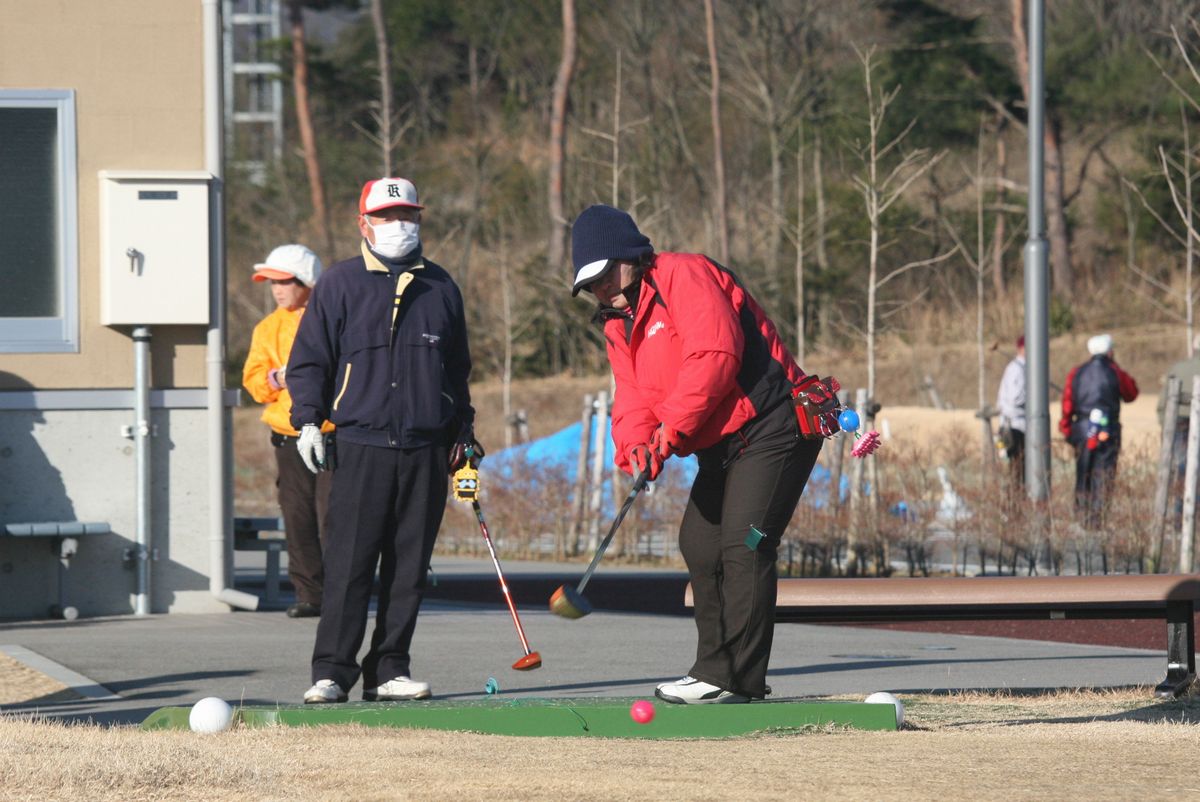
[1059,333,1139,529]
[569,204,826,704]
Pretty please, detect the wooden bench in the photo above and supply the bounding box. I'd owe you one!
[2,521,111,619]
[684,575,1200,698]
[233,516,286,607]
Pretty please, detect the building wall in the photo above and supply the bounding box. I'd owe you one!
[0,1,235,617]
[0,398,229,617]
[0,0,209,388]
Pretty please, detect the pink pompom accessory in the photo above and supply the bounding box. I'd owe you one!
[851,430,881,458]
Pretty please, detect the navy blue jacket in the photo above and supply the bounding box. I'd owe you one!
[287,244,473,449]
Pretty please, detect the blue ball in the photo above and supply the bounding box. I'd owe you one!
[838,409,860,432]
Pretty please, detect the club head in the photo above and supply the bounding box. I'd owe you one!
[512,651,542,671]
[548,585,591,619]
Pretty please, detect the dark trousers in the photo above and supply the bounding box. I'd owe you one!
[1005,429,1025,487]
[311,440,448,692]
[1074,438,1120,530]
[273,435,332,606]
[680,401,823,698]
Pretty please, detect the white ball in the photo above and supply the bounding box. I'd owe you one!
[189,697,234,733]
[864,691,904,727]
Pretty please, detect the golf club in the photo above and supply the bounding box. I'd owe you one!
[549,470,650,619]
[454,450,542,671]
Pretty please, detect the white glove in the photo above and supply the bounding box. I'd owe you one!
[297,424,325,473]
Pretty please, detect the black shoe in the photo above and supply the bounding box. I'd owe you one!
[287,602,321,618]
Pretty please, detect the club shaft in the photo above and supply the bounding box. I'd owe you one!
[575,472,649,595]
[473,501,533,655]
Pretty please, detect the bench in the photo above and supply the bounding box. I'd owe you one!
[233,516,286,607]
[684,574,1200,698]
[2,521,111,619]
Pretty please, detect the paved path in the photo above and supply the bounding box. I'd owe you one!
[0,557,1169,726]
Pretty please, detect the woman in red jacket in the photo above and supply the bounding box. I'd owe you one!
[570,204,825,704]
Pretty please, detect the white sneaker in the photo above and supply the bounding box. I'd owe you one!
[655,676,749,705]
[363,676,432,701]
[304,679,347,704]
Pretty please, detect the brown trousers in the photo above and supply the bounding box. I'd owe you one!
[273,434,332,605]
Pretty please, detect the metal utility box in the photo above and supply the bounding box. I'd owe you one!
[99,170,212,325]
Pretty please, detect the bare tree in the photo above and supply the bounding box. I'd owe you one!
[850,46,954,407]
[704,0,729,263]
[547,0,577,273]
[286,0,332,259]
[795,121,807,365]
[369,0,392,175]
[939,117,1006,474]
[581,53,650,208]
[724,2,812,286]
[1133,21,1200,355]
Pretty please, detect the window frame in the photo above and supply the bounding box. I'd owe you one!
[0,89,79,353]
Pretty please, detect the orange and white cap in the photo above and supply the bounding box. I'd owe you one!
[252,244,322,287]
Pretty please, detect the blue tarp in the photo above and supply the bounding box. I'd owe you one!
[485,414,848,509]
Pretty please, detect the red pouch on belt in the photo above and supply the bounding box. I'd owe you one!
[792,375,842,439]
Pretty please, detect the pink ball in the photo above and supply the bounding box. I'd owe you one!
[629,699,655,724]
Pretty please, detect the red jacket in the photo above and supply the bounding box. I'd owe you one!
[602,252,805,473]
[1059,355,1139,439]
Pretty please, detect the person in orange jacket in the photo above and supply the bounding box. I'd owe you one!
[570,205,828,704]
[242,244,333,618]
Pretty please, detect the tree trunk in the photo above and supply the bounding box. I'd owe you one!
[814,128,828,273]
[287,1,332,260]
[369,0,392,176]
[704,0,729,263]
[1044,121,1073,293]
[795,121,806,366]
[992,130,1008,297]
[547,0,577,274]
[768,110,781,286]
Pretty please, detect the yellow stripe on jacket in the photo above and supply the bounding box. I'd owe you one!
[242,305,334,437]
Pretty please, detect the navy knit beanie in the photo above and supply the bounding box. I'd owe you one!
[570,204,653,296]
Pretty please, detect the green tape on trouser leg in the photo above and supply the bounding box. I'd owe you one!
[744,525,765,550]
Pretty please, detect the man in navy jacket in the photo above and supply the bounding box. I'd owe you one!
[287,177,478,704]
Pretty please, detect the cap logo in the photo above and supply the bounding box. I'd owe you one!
[387,184,403,198]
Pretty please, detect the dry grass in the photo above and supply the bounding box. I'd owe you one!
[0,653,75,706]
[3,690,1199,801]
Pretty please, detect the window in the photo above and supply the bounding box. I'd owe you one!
[0,89,78,353]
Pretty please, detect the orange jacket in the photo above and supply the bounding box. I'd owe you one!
[242,306,333,437]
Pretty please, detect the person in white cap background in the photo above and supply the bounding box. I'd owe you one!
[1059,333,1139,528]
[569,204,831,705]
[241,244,332,619]
[286,178,482,705]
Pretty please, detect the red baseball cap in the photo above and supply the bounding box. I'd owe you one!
[359,177,424,214]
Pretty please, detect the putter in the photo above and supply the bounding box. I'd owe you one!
[549,470,651,619]
[454,450,542,671]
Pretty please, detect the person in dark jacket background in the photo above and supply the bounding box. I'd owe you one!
[1059,333,1139,529]
[569,204,827,704]
[287,177,481,704]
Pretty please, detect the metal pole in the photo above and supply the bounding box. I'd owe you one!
[133,326,152,615]
[205,0,259,610]
[1023,0,1051,501]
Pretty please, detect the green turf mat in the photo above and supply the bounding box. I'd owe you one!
[142,696,897,737]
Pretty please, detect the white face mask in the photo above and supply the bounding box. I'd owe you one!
[368,219,420,259]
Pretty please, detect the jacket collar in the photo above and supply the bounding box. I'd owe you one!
[361,240,425,274]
